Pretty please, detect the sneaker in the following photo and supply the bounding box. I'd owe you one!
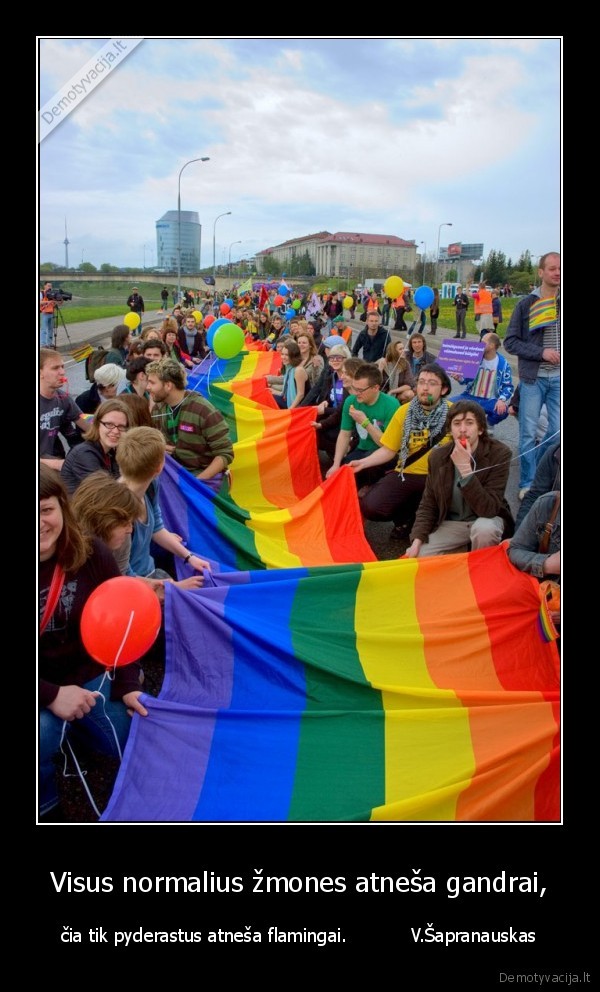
[487,425,495,436]
[518,487,531,501]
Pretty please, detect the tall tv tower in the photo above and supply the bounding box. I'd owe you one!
[63,218,70,269]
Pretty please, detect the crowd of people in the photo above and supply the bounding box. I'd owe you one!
[39,254,561,820]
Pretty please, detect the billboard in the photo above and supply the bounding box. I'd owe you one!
[447,242,462,256]
[461,243,484,260]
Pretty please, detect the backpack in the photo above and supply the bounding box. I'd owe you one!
[85,346,108,382]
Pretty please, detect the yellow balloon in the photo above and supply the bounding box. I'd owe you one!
[384,275,404,299]
[343,296,354,308]
[191,310,202,322]
[123,312,141,329]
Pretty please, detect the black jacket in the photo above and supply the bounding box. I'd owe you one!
[351,326,388,363]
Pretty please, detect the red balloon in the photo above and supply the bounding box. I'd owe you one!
[203,313,216,328]
[273,294,284,307]
[80,577,162,667]
[219,302,231,315]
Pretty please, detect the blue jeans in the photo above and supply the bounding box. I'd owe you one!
[518,375,561,489]
[39,674,134,816]
[40,312,54,347]
[454,392,510,427]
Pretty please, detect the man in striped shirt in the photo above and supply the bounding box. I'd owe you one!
[146,359,233,493]
[504,252,560,500]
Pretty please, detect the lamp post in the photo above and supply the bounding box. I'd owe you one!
[420,241,426,285]
[213,212,232,280]
[228,240,242,282]
[436,223,452,286]
[177,157,210,301]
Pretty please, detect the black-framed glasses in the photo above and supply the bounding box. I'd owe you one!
[100,421,128,434]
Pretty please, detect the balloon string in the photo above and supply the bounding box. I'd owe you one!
[93,685,124,761]
[61,734,102,818]
[465,430,561,477]
[114,610,135,667]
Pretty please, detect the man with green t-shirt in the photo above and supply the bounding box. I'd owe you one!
[325,363,400,489]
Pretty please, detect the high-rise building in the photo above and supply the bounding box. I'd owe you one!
[156,210,201,274]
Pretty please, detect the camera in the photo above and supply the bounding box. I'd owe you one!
[46,289,73,302]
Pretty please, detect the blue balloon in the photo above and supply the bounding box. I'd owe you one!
[225,298,234,308]
[414,286,435,310]
[207,317,231,349]
[278,283,289,296]
[285,308,295,320]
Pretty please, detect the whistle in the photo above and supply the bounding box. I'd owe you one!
[427,394,433,404]
[459,438,468,448]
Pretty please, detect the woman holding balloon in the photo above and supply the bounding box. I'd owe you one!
[39,465,150,820]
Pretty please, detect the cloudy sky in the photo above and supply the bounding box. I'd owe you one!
[39,37,561,272]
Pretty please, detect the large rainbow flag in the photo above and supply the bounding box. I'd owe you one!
[103,546,559,822]
[101,350,560,822]
[161,351,377,568]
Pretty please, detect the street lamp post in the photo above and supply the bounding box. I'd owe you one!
[213,212,232,280]
[228,240,242,282]
[420,241,427,285]
[436,223,452,287]
[177,156,210,301]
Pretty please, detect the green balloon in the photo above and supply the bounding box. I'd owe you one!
[292,299,301,309]
[213,322,245,359]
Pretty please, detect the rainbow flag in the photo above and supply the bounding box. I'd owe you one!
[169,354,377,567]
[102,545,559,822]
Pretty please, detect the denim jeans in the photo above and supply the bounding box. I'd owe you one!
[39,673,133,816]
[518,374,561,489]
[40,312,54,347]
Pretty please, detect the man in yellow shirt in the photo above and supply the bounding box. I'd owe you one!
[354,364,453,539]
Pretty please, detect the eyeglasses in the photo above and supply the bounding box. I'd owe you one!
[329,356,344,362]
[352,384,375,395]
[417,380,441,388]
[100,422,128,434]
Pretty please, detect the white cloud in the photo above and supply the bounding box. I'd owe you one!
[39,37,560,266]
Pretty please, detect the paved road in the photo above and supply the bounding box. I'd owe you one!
[59,312,522,560]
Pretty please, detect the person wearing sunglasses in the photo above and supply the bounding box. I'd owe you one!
[61,399,130,495]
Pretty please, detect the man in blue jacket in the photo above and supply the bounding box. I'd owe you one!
[504,252,560,500]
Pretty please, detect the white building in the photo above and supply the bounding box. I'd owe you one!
[256,231,417,278]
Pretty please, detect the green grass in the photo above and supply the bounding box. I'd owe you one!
[59,305,138,323]
[438,297,516,339]
[52,281,163,321]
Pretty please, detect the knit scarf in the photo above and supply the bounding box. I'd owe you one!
[398,397,448,477]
